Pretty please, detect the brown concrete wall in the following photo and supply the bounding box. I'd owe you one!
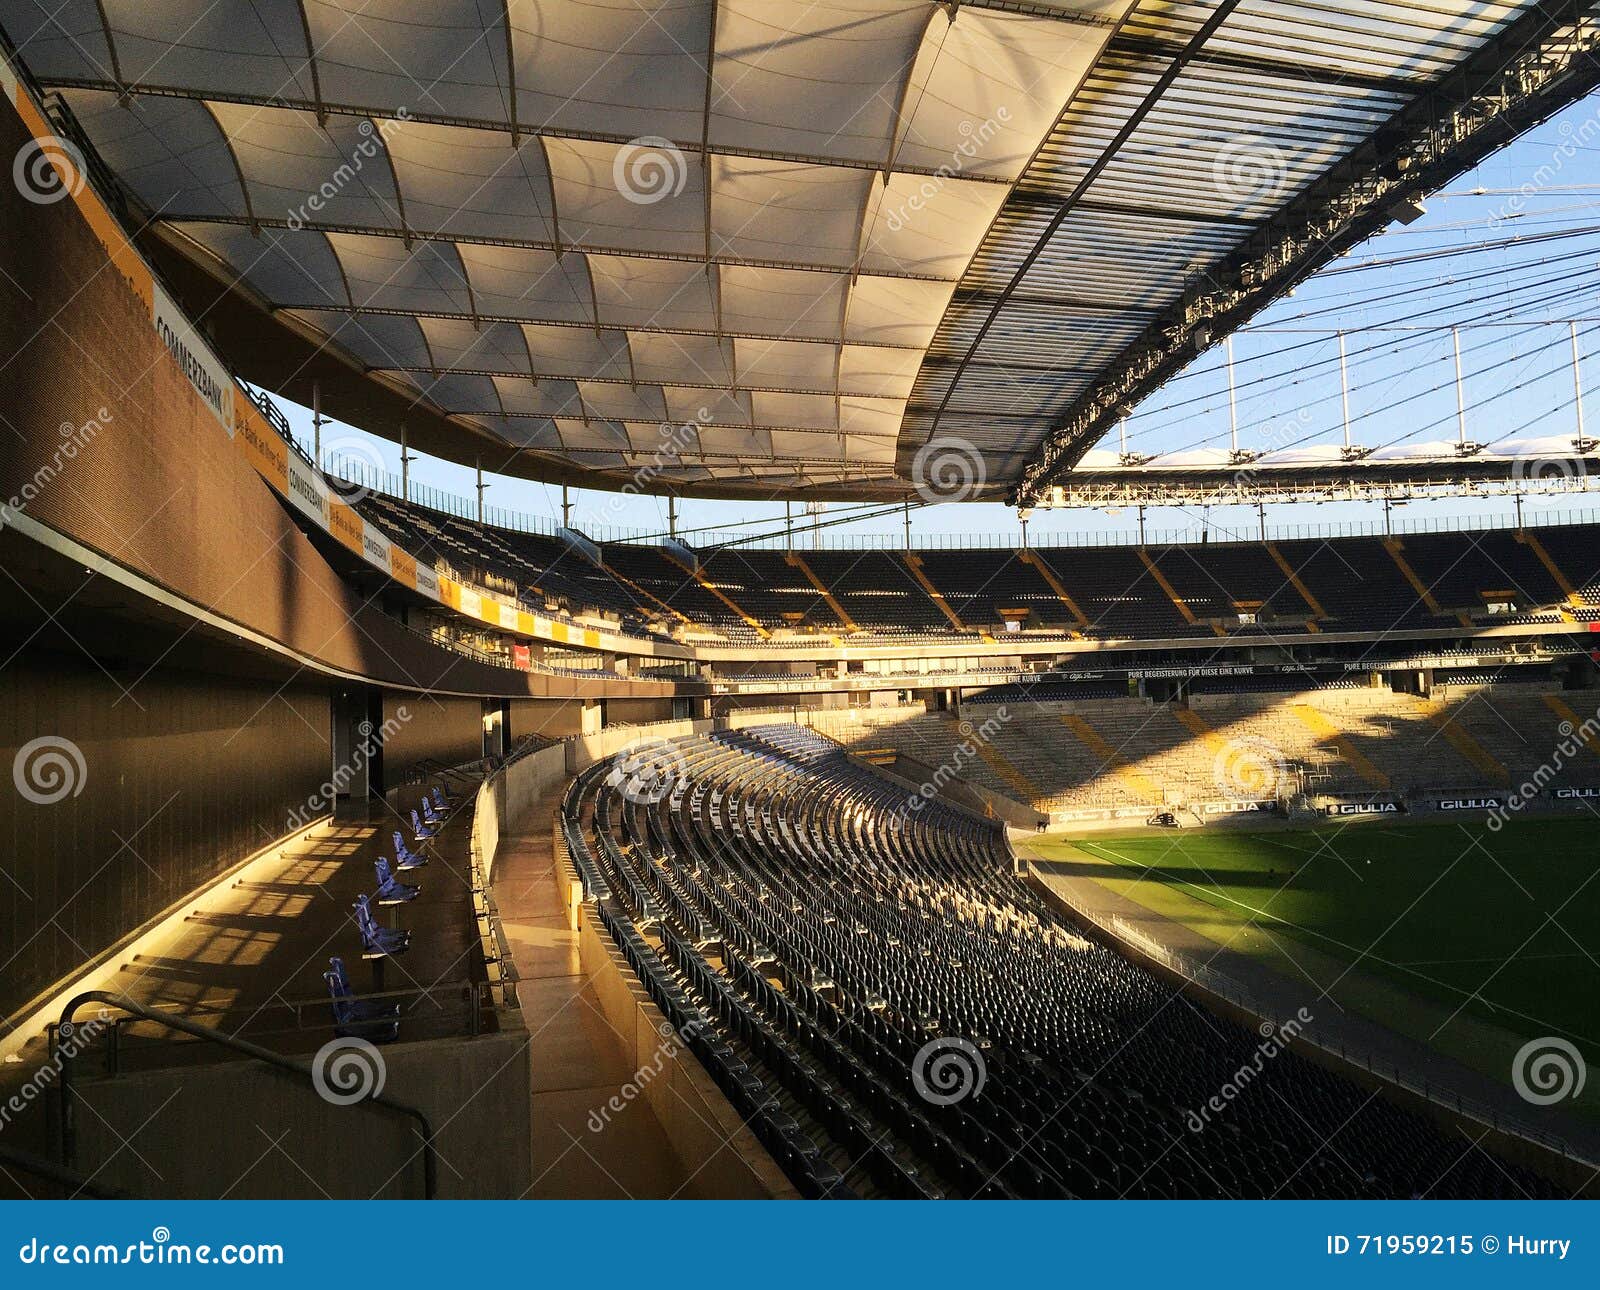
[0,98,689,706]
[71,1028,532,1198]
[0,648,328,1021]
[548,819,793,1198]
[603,697,678,725]
[576,916,795,1199]
[509,697,593,741]
[382,694,484,780]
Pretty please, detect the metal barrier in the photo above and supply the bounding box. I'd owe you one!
[0,1143,129,1199]
[286,431,1600,552]
[54,990,439,1199]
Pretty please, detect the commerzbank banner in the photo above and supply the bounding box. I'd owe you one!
[153,283,233,435]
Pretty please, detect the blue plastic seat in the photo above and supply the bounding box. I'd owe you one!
[391,831,427,869]
[410,808,434,841]
[374,857,420,905]
[354,894,411,959]
[324,957,400,1041]
[326,993,399,1043]
[326,957,399,1019]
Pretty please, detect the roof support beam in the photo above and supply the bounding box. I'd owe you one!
[501,0,517,145]
[89,0,125,94]
[292,0,326,124]
[35,78,1012,186]
[198,102,257,232]
[1108,31,1418,97]
[923,0,1243,447]
[1015,0,1600,506]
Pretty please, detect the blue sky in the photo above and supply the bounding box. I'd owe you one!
[273,94,1600,549]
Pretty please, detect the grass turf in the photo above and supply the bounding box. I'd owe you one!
[1025,817,1600,1115]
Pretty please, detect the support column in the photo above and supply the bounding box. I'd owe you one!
[311,380,323,465]
[481,698,509,760]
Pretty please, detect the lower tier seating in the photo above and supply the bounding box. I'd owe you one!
[563,726,1556,1198]
[811,687,1600,813]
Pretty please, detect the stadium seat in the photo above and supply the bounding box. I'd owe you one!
[354,894,411,960]
[559,725,1559,1201]
[392,831,428,869]
[324,957,401,1042]
[374,858,420,906]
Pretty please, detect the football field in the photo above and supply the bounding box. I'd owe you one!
[1025,816,1600,1118]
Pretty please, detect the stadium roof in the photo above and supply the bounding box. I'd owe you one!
[4,1,1598,503]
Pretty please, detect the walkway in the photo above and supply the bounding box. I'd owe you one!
[490,789,684,1198]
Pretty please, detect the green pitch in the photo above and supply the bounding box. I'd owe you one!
[1025,817,1600,1118]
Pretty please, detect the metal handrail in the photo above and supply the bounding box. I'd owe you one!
[0,1143,129,1199]
[55,991,438,1199]
[267,448,1600,552]
[85,980,491,1053]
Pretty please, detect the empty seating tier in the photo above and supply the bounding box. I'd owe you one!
[562,726,1556,1198]
[815,686,1600,815]
[335,482,1600,646]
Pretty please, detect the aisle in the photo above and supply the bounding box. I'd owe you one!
[492,790,684,1198]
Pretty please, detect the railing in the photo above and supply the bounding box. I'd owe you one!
[245,385,315,467]
[294,453,1600,553]
[0,1143,128,1199]
[38,91,128,226]
[76,981,496,1064]
[324,454,660,543]
[1027,867,1597,1169]
[54,991,439,1198]
[399,619,528,673]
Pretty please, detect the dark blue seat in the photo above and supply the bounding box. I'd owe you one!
[374,857,420,905]
[410,808,434,841]
[324,957,400,1041]
[326,957,399,1019]
[391,831,427,870]
[354,893,411,959]
[323,960,400,1043]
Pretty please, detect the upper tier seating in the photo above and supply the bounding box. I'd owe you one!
[333,481,1600,645]
[795,551,954,632]
[354,490,654,630]
[564,726,1556,1198]
[698,547,839,629]
[904,549,1062,627]
[600,544,752,634]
